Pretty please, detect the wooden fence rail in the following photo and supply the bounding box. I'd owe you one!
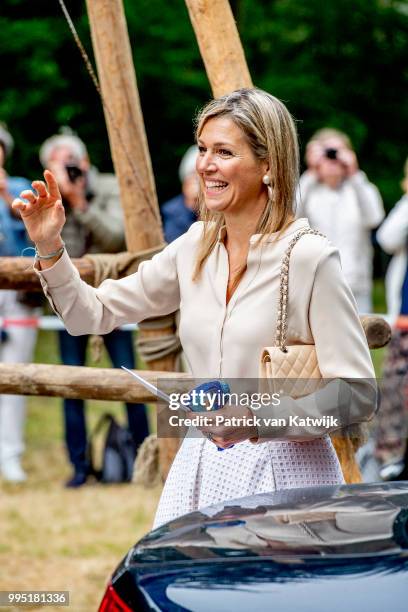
[0,364,185,403]
[0,257,94,291]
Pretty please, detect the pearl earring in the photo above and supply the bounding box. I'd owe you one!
[262,174,273,201]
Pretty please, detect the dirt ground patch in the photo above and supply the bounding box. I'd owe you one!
[0,335,162,611]
[0,480,161,610]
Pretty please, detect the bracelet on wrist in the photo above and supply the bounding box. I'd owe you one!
[35,241,65,260]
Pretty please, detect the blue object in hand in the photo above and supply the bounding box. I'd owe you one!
[187,380,232,451]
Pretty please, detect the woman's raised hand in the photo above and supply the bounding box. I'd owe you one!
[12,170,65,249]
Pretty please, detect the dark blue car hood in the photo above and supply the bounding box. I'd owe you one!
[112,483,408,611]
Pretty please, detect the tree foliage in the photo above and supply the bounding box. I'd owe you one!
[0,0,407,208]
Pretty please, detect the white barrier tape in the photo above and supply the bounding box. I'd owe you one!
[0,315,138,331]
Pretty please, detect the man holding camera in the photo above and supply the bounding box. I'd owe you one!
[39,133,149,487]
[297,128,384,313]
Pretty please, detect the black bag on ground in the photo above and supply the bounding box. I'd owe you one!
[87,413,136,483]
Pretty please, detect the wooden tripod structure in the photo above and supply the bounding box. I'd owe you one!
[0,0,390,481]
[86,0,254,478]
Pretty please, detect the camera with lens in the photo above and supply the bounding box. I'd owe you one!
[65,164,84,183]
[325,148,338,160]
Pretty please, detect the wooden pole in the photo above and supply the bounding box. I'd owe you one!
[137,320,183,480]
[0,257,95,290]
[86,0,163,250]
[0,364,185,402]
[184,0,253,97]
[0,361,184,481]
[86,0,180,478]
[361,315,392,349]
[0,246,163,291]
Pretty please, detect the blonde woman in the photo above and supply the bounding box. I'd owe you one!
[13,89,375,527]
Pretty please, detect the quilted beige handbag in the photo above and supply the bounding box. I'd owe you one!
[259,228,362,483]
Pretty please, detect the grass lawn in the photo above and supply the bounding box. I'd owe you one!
[0,329,161,611]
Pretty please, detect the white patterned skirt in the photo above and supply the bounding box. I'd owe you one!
[153,436,344,529]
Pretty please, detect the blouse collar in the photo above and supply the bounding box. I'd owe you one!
[217,218,310,244]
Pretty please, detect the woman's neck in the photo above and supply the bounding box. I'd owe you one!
[223,201,265,248]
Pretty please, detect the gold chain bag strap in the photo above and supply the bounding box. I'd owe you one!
[259,228,362,484]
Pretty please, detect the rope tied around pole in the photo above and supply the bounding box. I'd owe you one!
[136,315,182,366]
[132,433,161,488]
[85,246,165,287]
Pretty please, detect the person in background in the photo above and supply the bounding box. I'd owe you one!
[161,145,199,242]
[39,132,149,487]
[0,123,39,483]
[297,128,384,313]
[375,158,408,478]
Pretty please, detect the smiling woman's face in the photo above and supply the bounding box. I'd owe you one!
[196,116,268,216]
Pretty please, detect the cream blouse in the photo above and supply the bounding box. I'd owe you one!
[36,218,376,439]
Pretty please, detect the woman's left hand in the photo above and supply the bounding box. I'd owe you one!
[198,404,258,449]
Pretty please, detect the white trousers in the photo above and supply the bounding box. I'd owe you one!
[0,291,38,465]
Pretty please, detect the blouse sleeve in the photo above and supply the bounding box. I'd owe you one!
[309,246,375,379]
[35,238,182,336]
[252,245,377,442]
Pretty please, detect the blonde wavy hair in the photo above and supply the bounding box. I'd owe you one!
[192,88,299,280]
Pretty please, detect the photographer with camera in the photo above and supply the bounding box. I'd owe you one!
[39,132,126,257]
[39,132,149,487]
[297,128,384,313]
